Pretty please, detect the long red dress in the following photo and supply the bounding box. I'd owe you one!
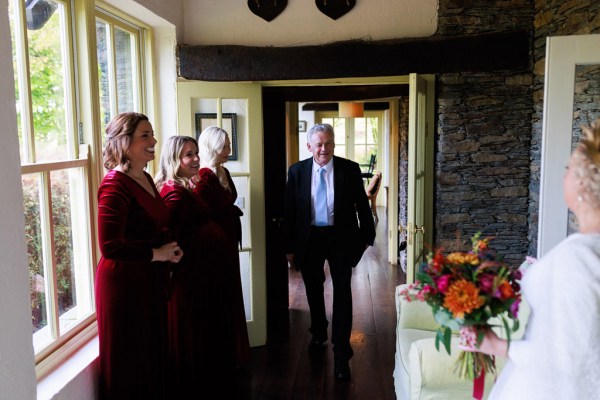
[159,181,239,394]
[194,167,251,365]
[95,170,170,400]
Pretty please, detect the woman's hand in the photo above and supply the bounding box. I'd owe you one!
[459,327,509,358]
[152,242,183,263]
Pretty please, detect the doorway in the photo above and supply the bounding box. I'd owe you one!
[262,83,409,315]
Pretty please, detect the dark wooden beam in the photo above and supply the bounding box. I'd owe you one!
[261,84,409,102]
[178,30,530,81]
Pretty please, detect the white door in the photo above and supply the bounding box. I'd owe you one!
[405,74,435,283]
[539,34,600,257]
[176,80,267,346]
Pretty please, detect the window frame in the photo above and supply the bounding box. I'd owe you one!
[10,0,155,379]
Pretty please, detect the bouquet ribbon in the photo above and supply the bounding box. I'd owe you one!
[473,365,485,400]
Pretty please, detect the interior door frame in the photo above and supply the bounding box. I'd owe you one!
[263,76,410,267]
[176,80,267,346]
[405,74,435,283]
[539,34,600,257]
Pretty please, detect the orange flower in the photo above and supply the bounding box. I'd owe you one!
[498,280,515,300]
[443,279,485,318]
[446,252,480,266]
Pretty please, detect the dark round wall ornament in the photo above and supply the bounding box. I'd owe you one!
[247,0,288,22]
[315,0,356,20]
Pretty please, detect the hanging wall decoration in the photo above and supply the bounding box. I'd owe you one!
[315,0,356,20]
[248,0,288,22]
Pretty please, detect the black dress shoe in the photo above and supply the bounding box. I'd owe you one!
[308,337,327,353]
[334,360,351,381]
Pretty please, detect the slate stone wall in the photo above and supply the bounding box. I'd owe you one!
[434,1,534,263]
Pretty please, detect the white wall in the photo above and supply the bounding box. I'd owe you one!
[183,0,438,46]
[0,2,38,399]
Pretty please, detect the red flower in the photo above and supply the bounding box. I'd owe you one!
[497,280,515,300]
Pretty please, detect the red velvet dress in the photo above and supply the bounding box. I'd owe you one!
[194,167,251,365]
[159,181,239,394]
[95,170,170,400]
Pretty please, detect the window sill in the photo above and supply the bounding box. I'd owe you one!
[37,335,99,400]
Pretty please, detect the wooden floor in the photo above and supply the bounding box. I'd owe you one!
[232,208,406,399]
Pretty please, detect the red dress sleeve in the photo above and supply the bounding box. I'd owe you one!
[97,172,156,262]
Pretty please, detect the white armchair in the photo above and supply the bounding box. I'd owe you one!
[393,284,529,400]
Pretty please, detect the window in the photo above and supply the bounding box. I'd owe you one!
[9,0,152,376]
[95,7,145,138]
[319,111,382,171]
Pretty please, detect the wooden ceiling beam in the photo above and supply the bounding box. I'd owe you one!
[178,30,530,81]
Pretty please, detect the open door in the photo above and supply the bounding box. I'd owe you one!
[176,80,267,347]
[404,74,435,283]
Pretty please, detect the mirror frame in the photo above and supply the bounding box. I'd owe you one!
[538,34,600,257]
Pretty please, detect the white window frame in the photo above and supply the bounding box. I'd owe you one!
[10,0,154,379]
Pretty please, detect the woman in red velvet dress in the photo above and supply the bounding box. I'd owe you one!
[95,112,183,400]
[155,136,240,394]
[194,126,251,367]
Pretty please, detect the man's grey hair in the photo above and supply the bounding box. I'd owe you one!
[307,123,335,143]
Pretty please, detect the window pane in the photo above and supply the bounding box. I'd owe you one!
[114,27,137,113]
[9,0,26,164]
[96,20,111,138]
[28,0,70,162]
[51,170,76,322]
[355,146,368,166]
[354,118,366,144]
[51,168,94,334]
[333,118,346,145]
[23,173,48,336]
[367,117,379,144]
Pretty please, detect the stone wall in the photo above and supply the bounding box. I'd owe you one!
[529,0,600,255]
[434,0,534,263]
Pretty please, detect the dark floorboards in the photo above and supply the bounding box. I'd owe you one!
[233,208,406,399]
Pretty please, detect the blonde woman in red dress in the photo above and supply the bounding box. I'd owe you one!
[194,126,251,367]
[155,135,240,395]
[95,112,182,400]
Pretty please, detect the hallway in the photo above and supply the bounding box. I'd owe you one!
[232,208,406,399]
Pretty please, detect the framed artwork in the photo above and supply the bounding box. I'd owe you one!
[195,113,238,161]
[298,120,307,132]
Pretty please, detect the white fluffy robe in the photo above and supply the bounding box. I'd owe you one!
[490,233,600,399]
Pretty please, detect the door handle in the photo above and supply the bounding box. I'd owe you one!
[398,223,424,246]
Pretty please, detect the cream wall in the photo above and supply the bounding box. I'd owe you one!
[182,0,438,46]
[0,2,37,400]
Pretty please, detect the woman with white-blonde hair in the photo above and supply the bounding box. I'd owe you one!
[194,126,251,367]
[462,119,600,399]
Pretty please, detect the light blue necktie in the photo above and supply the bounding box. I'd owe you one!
[315,167,328,226]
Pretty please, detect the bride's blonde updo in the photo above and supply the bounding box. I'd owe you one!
[573,119,600,207]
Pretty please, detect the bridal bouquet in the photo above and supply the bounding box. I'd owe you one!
[399,233,522,397]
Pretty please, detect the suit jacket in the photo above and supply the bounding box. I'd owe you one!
[284,156,376,269]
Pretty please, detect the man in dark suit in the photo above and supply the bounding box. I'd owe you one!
[283,123,376,381]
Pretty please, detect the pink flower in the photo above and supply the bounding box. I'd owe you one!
[436,274,452,293]
[510,298,521,318]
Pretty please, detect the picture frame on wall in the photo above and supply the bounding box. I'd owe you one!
[298,120,307,132]
[195,113,238,161]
